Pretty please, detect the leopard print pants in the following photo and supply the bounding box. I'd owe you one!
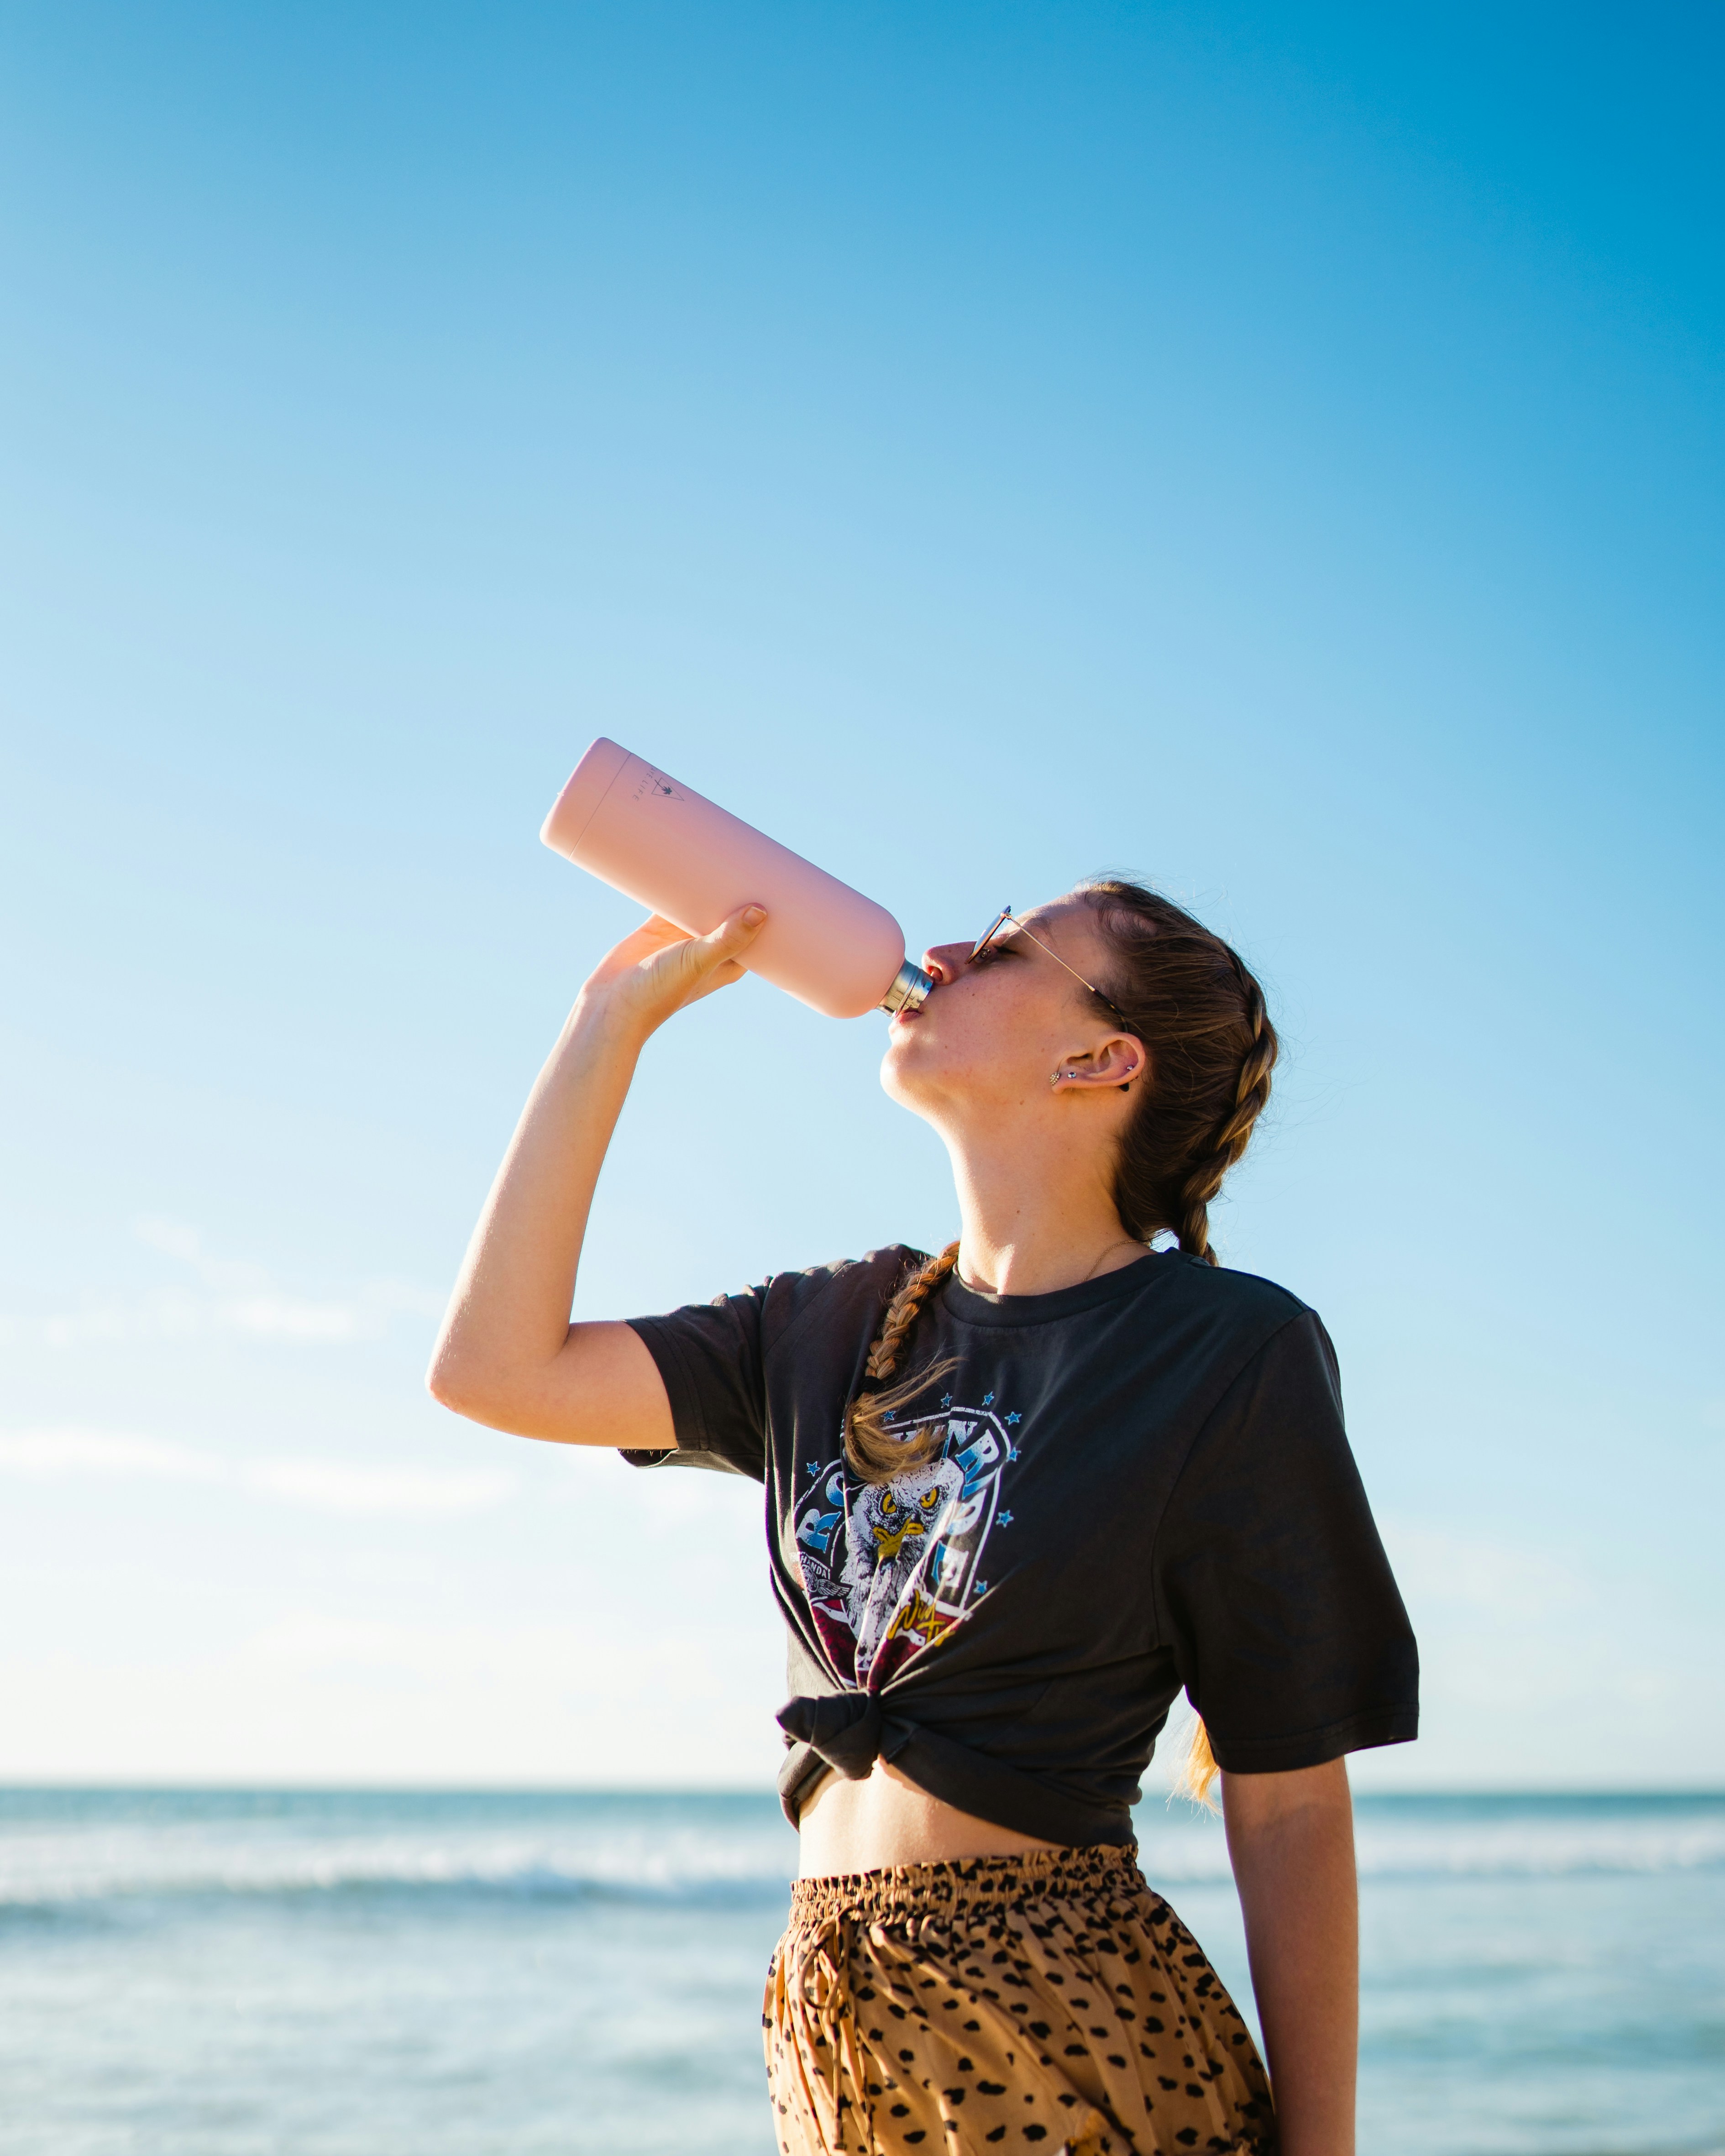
[763,1843,1275,2155]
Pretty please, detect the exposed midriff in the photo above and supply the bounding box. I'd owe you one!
[795,1757,1059,1879]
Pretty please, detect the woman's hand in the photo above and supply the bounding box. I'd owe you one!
[426,904,766,1445]
[577,905,768,1037]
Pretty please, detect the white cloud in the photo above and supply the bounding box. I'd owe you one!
[246,1613,580,1678]
[239,1611,767,1713]
[131,1217,204,1265]
[0,1220,446,1350]
[0,1429,222,1481]
[247,1459,514,1517]
[0,1427,513,1518]
[0,1606,789,1786]
[1380,1522,1586,1622]
[221,1295,367,1342]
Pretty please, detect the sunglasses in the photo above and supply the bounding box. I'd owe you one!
[969,907,1131,1030]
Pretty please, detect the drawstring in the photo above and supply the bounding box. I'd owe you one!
[788,1909,853,2028]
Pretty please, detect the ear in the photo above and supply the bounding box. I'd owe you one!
[1051,1033,1148,1094]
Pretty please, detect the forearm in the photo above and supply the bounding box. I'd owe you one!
[428,993,646,1412]
[1222,1759,1358,2156]
[426,903,764,1435]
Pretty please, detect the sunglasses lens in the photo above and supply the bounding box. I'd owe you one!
[972,908,1012,962]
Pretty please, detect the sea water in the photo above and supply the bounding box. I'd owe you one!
[0,1790,1720,2156]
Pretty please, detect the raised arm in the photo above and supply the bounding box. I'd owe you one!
[426,904,766,1449]
[1222,1758,1359,2156]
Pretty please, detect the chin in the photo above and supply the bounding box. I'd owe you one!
[882,1034,981,1127]
[880,1028,936,1109]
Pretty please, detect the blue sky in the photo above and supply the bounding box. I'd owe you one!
[1,1,1720,1789]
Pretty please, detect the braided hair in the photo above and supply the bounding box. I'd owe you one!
[843,1241,961,1484]
[1080,877,1278,1265]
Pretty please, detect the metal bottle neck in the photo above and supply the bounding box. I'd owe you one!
[878,960,934,1015]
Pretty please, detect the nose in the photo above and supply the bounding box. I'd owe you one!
[921,940,974,984]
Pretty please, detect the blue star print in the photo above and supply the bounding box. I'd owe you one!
[975,1580,988,1594]
[999,1511,1014,1526]
[805,1462,820,1477]
[1006,1412,1021,1425]
[981,1391,995,1407]
[941,1393,952,1408]
[1007,1446,1021,1462]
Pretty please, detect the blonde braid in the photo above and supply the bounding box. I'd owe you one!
[845,1241,961,1483]
[865,1241,960,1381]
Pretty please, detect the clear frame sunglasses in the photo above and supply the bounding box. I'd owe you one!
[970,906,1132,1031]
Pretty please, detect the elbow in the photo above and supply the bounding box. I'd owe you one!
[424,1351,466,1416]
[425,1340,498,1423]
[425,1340,554,1437]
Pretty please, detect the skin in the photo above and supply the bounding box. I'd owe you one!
[428,895,1360,2156]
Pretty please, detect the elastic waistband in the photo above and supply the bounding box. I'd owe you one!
[789,1841,1147,1927]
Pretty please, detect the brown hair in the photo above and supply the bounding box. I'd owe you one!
[842,879,1278,1805]
[1080,877,1278,1266]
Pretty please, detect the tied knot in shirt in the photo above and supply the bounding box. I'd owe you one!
[777,1691,904,1781]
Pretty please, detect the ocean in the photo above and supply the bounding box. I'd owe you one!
[0,1790,1720,2156]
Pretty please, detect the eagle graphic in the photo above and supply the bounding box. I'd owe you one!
[841,1456,967,1683]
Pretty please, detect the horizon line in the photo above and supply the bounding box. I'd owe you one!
[4,1780,1722,1801]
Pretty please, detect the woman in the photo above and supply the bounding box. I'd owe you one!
[429,879,1418,2156]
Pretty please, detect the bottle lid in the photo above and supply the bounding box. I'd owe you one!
[879,961,934,1015]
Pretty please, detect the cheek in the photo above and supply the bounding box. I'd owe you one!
[882,1000,1048,1105]
[886,994,992,1072]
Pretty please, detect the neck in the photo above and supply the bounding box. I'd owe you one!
[941,1125,1145,1298]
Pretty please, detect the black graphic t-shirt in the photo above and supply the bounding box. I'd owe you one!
[624,1246,1418,1847]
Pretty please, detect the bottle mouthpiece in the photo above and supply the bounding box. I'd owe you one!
[879,961,934,1016]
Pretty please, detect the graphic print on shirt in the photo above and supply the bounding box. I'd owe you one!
[789,1404,1013,1689]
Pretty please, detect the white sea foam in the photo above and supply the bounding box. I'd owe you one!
[2,1797,1720,1909]
[1146,1803,1725,1884]
[1352,1812,1725,1881]
[0,1810,795,1907]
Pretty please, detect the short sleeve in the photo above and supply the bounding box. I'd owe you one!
[1154,1309,1418,1773]
[621,1285,772,1483]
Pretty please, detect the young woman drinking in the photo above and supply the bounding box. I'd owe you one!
[429,879,1418,2156]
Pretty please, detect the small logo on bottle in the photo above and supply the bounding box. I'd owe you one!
[635,768,685,804]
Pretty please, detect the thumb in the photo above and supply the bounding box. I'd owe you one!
[726,901,769,943]
[680,902,767,978]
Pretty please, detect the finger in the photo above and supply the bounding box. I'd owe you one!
[666,907,766,1004]
[714,902,768,947]
[685,904,767,971]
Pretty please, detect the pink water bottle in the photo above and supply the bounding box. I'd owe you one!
[540,739,934,1020]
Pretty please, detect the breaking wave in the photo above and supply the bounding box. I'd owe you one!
[2,1793,1721,1910]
